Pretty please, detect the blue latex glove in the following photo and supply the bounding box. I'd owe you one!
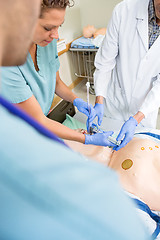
[114,116,138,151]
[85,131,117,147]
[86,120,101,134]
[73,98,95,118]
[88,103,104,126]
[86,118,93,133]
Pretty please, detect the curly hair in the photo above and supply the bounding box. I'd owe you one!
[41,0,74,14]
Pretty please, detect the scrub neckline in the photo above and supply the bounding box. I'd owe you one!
[28,44,43,77]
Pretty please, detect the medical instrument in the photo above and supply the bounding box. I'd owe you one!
[0,95,69,148]
[86,81,92,134]
[107,135,122,146]
[90,123,122,146]
[85,130,115,147]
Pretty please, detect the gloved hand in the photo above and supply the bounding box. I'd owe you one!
[114,116,138,151]
[94,103,104,125]
[73,98,95,118]
[88,103,104,125]
[86,118,93,133]
[85,131,116,147]
[86,103,104,132]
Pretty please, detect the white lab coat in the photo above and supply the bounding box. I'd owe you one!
[94,0,160,128]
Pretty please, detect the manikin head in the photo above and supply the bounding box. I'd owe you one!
[83,25,97,38]
[0,0,41,66]
[32,0,74,47]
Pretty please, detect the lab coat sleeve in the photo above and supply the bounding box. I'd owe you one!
[94,4,121,98]
[139,74,160,117]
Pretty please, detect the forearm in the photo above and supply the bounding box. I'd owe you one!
[17,95,85,143]
[43,116,85,143]
[133,111,145,124]
[55,73,77,103]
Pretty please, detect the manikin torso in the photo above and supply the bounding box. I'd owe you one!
[65,135,160,211]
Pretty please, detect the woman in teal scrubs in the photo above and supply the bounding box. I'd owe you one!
[1,0,114,147]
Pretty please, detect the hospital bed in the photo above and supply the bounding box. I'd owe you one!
[70,37,98,95]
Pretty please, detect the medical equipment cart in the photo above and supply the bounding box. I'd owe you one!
[69,48,98,94]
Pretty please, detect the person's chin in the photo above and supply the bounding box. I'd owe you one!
[38,41,52,47]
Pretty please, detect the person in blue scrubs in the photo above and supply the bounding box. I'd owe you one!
[1,0,115,147]
[0,0,151,239]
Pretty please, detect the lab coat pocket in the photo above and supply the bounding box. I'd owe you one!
[105,80,126,119]
[109,80,125,105]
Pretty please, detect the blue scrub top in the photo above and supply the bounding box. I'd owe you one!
[1,39,60,115]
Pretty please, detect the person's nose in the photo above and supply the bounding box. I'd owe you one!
[50,28,59,40]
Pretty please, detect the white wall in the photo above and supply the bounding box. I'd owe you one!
[80,0,121,29]
[59,0,122,42]
[58,0,81,43]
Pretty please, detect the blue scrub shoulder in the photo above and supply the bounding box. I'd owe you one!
[1,39,60,115]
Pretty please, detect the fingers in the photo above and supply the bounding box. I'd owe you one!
[86,118,90,132]
[104,131,114,137]
[81,104,96,119]
[88,105,96,122]
[116,127,125,141]
[97,114,103,126]
[81,109,89,117]
[115,140,127,151]
[115,134,132,151]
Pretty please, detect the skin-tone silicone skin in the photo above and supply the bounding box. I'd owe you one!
[65,131,160,211]
[108,137,160,211]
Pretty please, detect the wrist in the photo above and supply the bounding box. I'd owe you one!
[84,134,91,145]
[75,132,85,144]
[80,133,86,144]
[73,97,79,105]
[133,111,145,124]
[84,134,88,145]
[95,96,103,104]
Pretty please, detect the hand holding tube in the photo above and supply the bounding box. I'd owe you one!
[114,116,138,151]
[88,103,104,126]
[85,131,116,147]
[73,98,95,118]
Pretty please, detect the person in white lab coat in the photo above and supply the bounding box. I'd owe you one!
[91,0,160,150]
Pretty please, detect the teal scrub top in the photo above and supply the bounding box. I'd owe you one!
[1,39,60,116]
[0,105,150,240]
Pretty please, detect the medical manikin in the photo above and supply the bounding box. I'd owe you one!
[65,130,160,239]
